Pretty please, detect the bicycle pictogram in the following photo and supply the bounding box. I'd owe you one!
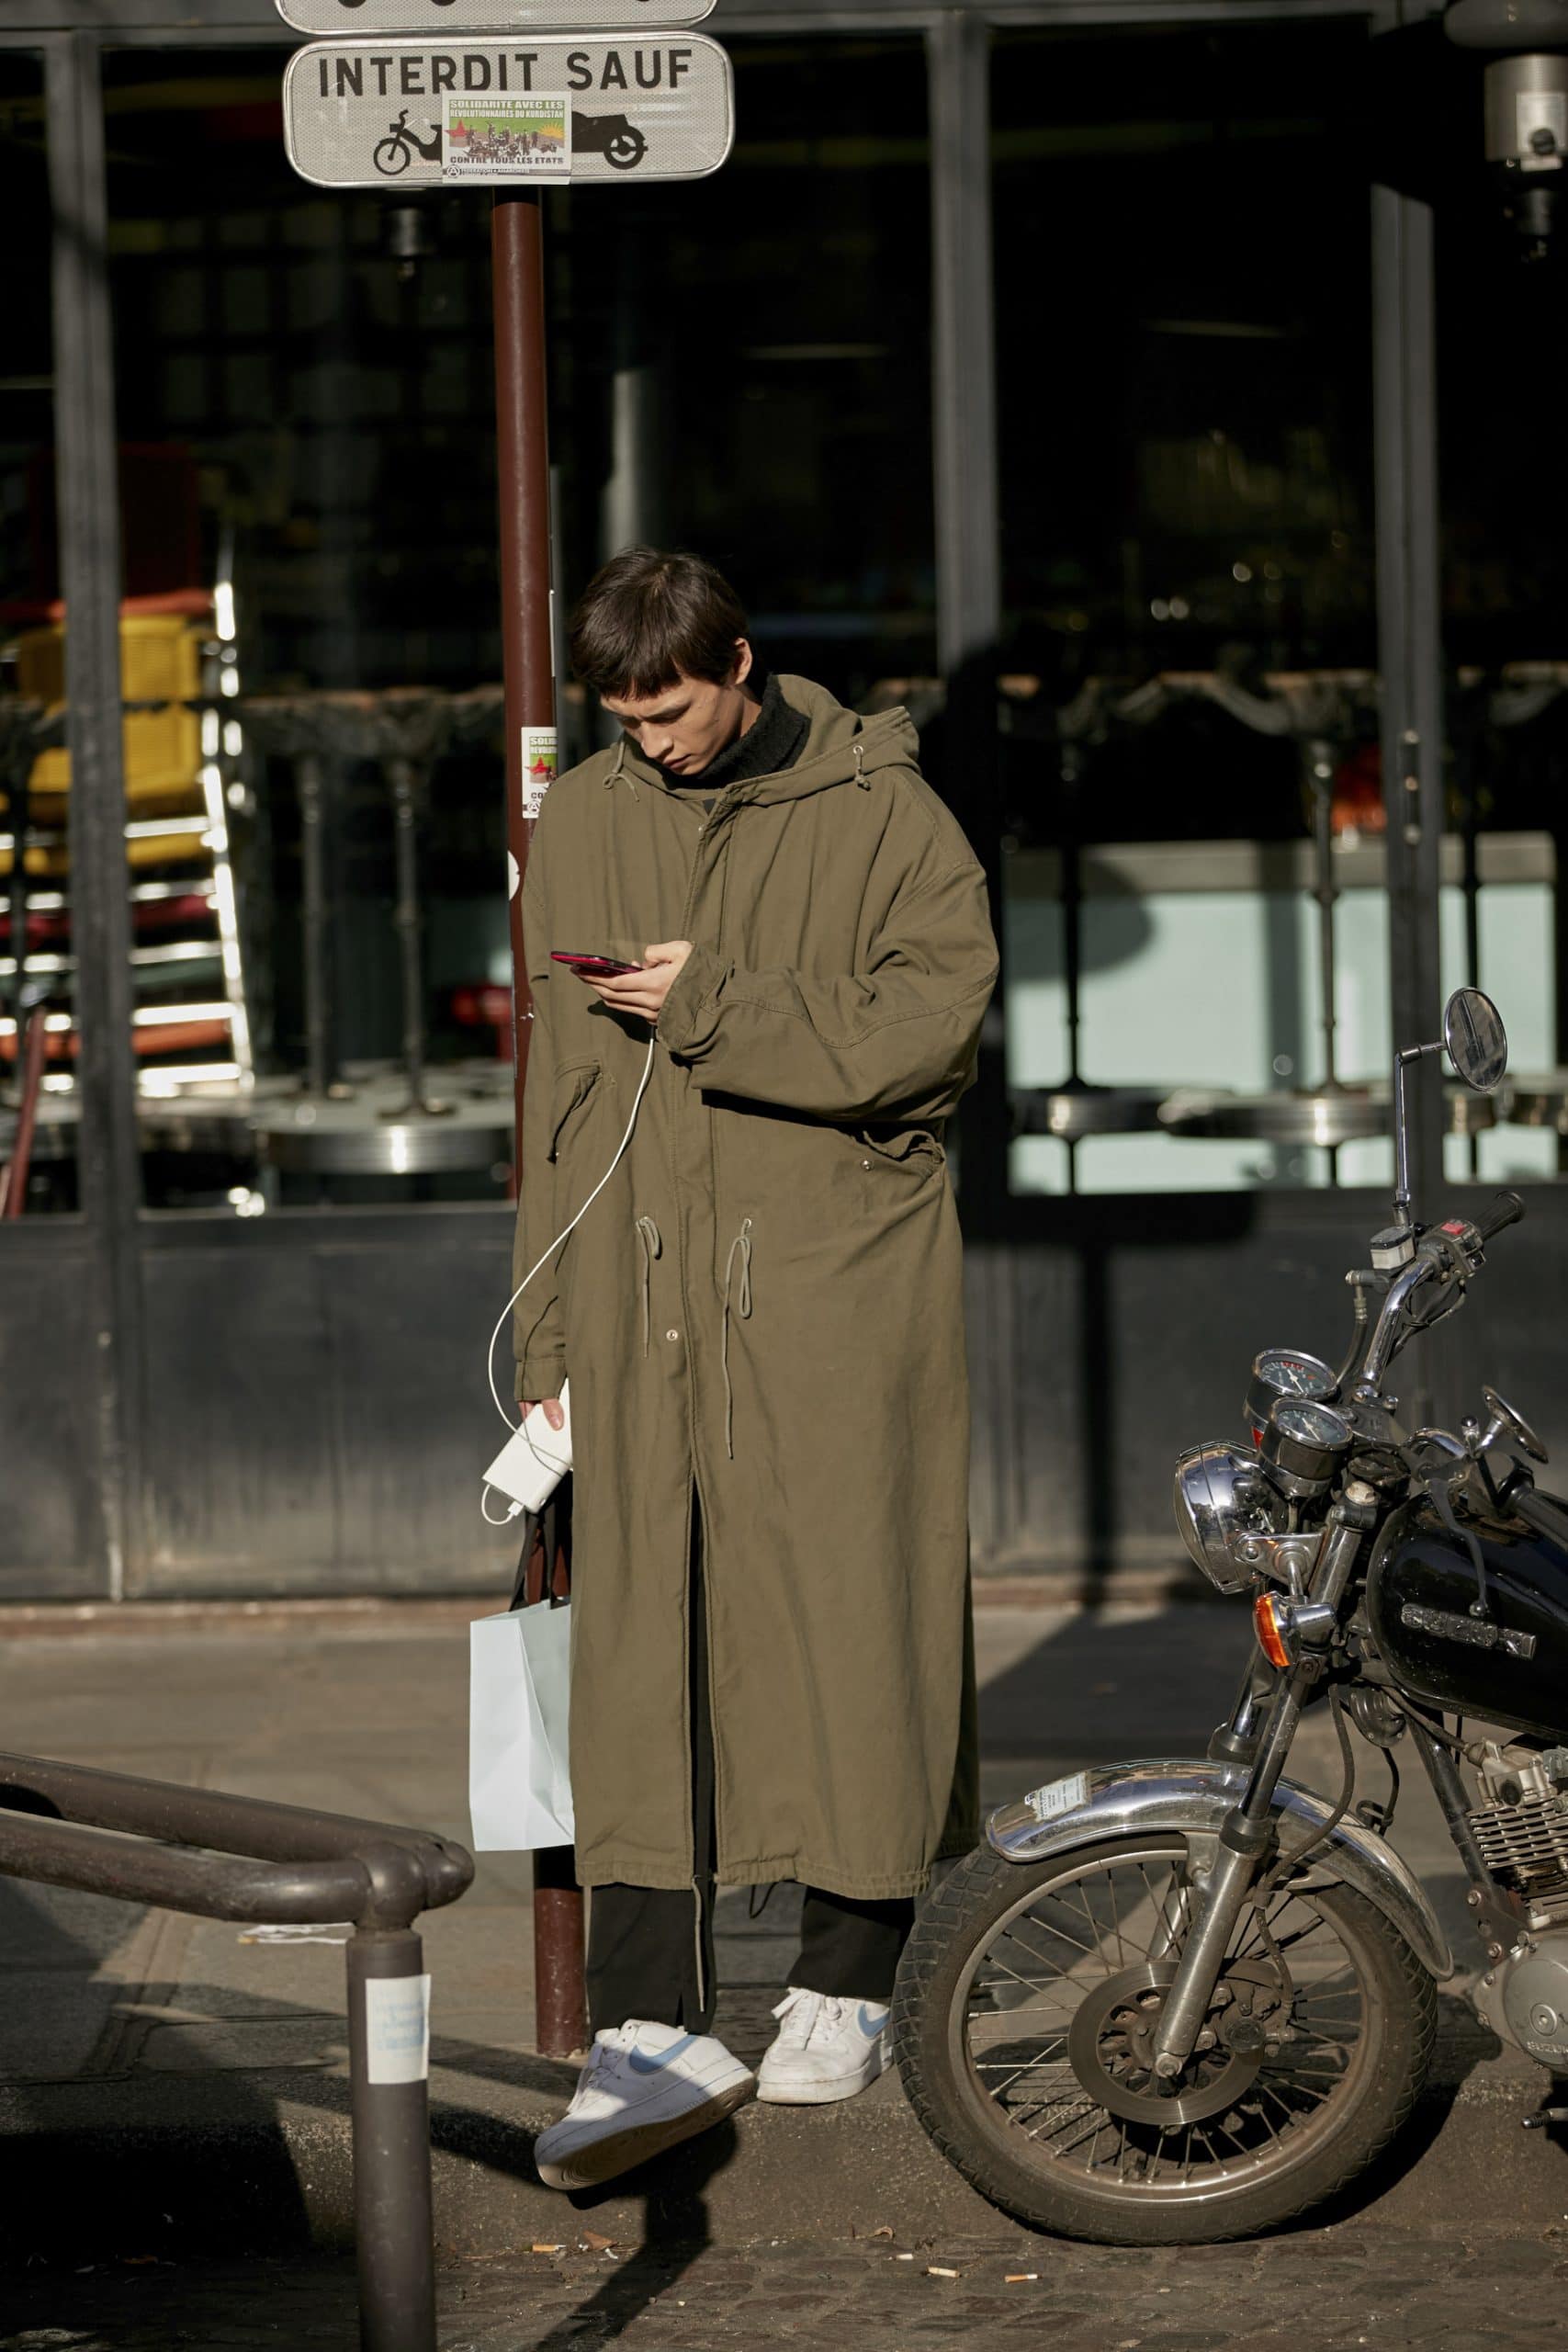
[373,108,445,175]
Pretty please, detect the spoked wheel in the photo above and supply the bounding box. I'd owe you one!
[894,1836,1435,2244]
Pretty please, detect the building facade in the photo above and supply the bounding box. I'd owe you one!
[3,0,1565,1600]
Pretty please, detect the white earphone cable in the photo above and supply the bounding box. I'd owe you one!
[485,1033,657,1435]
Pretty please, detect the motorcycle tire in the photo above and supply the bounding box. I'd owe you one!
[894,1836,1437,2245]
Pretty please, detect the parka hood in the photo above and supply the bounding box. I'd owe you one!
[606,674,919,808]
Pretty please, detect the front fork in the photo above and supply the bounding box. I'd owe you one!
[1149,1509,1366,2076]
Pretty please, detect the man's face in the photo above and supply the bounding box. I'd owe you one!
[602,642,755,776]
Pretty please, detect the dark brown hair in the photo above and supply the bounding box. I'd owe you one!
[569,548,748,700]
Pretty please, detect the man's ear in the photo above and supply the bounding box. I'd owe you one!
[730,638,755,689]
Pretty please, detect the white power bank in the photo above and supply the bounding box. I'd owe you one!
[483,1382,572,1515]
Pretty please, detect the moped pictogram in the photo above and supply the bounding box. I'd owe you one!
[572,109,647,170]
[373,108,444,175]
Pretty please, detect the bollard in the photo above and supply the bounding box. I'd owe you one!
[345,1926,437,2352]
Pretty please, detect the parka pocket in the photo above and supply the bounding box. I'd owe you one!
[547,1059,602,1162]
[854,1124,946,1182]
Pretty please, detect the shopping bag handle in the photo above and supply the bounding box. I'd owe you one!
[509,1476,573,1612]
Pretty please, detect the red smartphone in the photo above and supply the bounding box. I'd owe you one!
[550,950,643,977]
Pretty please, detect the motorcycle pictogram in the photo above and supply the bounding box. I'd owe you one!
[572,110,647,170]
[373,108,445,175]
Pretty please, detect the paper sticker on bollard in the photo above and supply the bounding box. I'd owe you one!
[283,35,734,187]
[364,1973,432,2085]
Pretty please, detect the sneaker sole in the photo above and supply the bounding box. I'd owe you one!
[755,2052,887,2107]
[536,2074,755,2190]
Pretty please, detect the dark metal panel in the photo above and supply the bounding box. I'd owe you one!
[966,1184,1568,1594]
[0,1233,106,1594]
[6,1187,1563,1599]
[135,1208,516,1594]
[47,35,144,1600]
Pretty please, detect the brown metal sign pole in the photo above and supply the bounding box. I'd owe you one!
[492,185,587,2064]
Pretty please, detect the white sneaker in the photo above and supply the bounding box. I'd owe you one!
[755,1987,891,2106]
[534,2020,755,2191]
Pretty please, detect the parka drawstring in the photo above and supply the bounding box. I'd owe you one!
[719,1216,754,1460]
[634,1215,662,1355]
[604,739,638,797]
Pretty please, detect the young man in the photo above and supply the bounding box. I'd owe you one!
[514,548,998,2190]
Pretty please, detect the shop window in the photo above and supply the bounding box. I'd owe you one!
[1433,34,1566,1176]
[550,31,935,744]
[81,37,933,1215]
[98,48,512,1211]
[0,51,72,1213]
[992,22,1417,1197]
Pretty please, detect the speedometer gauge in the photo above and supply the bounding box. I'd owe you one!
[1262,1399,1356,1493]
[1244,1348,1338,1442]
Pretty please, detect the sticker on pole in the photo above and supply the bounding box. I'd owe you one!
[283,37,734,187]
[276,0,716,30]
[522,728,557,818]
[363,1973,431,2085]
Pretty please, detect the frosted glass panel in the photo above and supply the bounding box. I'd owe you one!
[1005,837,1555,1194]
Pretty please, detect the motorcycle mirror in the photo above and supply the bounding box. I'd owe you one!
[1443,989,1508,1093]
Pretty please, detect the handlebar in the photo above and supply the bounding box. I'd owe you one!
[1472,1188,1526,1244]
[1353,1190,1526,1395]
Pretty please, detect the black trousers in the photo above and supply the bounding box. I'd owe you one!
[585,1515,914,2038]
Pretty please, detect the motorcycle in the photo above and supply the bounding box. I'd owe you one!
[895,987,1568,2242]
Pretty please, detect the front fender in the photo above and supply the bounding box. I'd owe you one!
[987,1757,1454,1984]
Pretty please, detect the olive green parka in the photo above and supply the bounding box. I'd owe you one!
[512,677,998,1898]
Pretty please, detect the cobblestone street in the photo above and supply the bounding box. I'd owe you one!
[4,2224,1566,2352]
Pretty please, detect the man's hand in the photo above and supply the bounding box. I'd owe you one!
[521,1397,566,1430]
[578,940,693,1027]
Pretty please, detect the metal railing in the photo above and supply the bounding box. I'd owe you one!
[0,1748,474,2352]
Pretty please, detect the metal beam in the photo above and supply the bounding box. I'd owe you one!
[47,33,146,1600]
[928,9,1010,1220]
[0,0,1395,30]
[929,9,999,675]
[1372,176,1446,1220]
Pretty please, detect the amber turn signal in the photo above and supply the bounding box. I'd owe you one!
[1253,1590,1293,1670]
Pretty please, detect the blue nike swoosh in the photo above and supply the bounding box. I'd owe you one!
[626,2033,700,2075]
[858,2006,889,2039]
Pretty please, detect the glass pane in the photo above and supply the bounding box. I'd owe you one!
[551,29,934,752]
[101,48,512,1209]
[990,22,1386,1194]
[0,51,73,1212]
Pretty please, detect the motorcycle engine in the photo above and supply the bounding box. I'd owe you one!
[1469,1741,1568,2064]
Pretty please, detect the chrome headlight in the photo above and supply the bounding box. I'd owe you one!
[1173,1442,1287,1594]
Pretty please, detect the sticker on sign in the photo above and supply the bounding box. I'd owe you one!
[276,0,714,28]
[283,36,733,187]
[445,94,570,178]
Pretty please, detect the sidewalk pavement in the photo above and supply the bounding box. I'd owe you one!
[0,1592,1563,2264]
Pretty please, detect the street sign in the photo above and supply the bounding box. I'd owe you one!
[282,34,734,186]
[276,0,714,31]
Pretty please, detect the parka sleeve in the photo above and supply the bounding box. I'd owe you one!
[655,850,998,1124]
[512,861,568,1403]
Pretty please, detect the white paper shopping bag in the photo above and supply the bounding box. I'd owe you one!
[468,1597,574,1851]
